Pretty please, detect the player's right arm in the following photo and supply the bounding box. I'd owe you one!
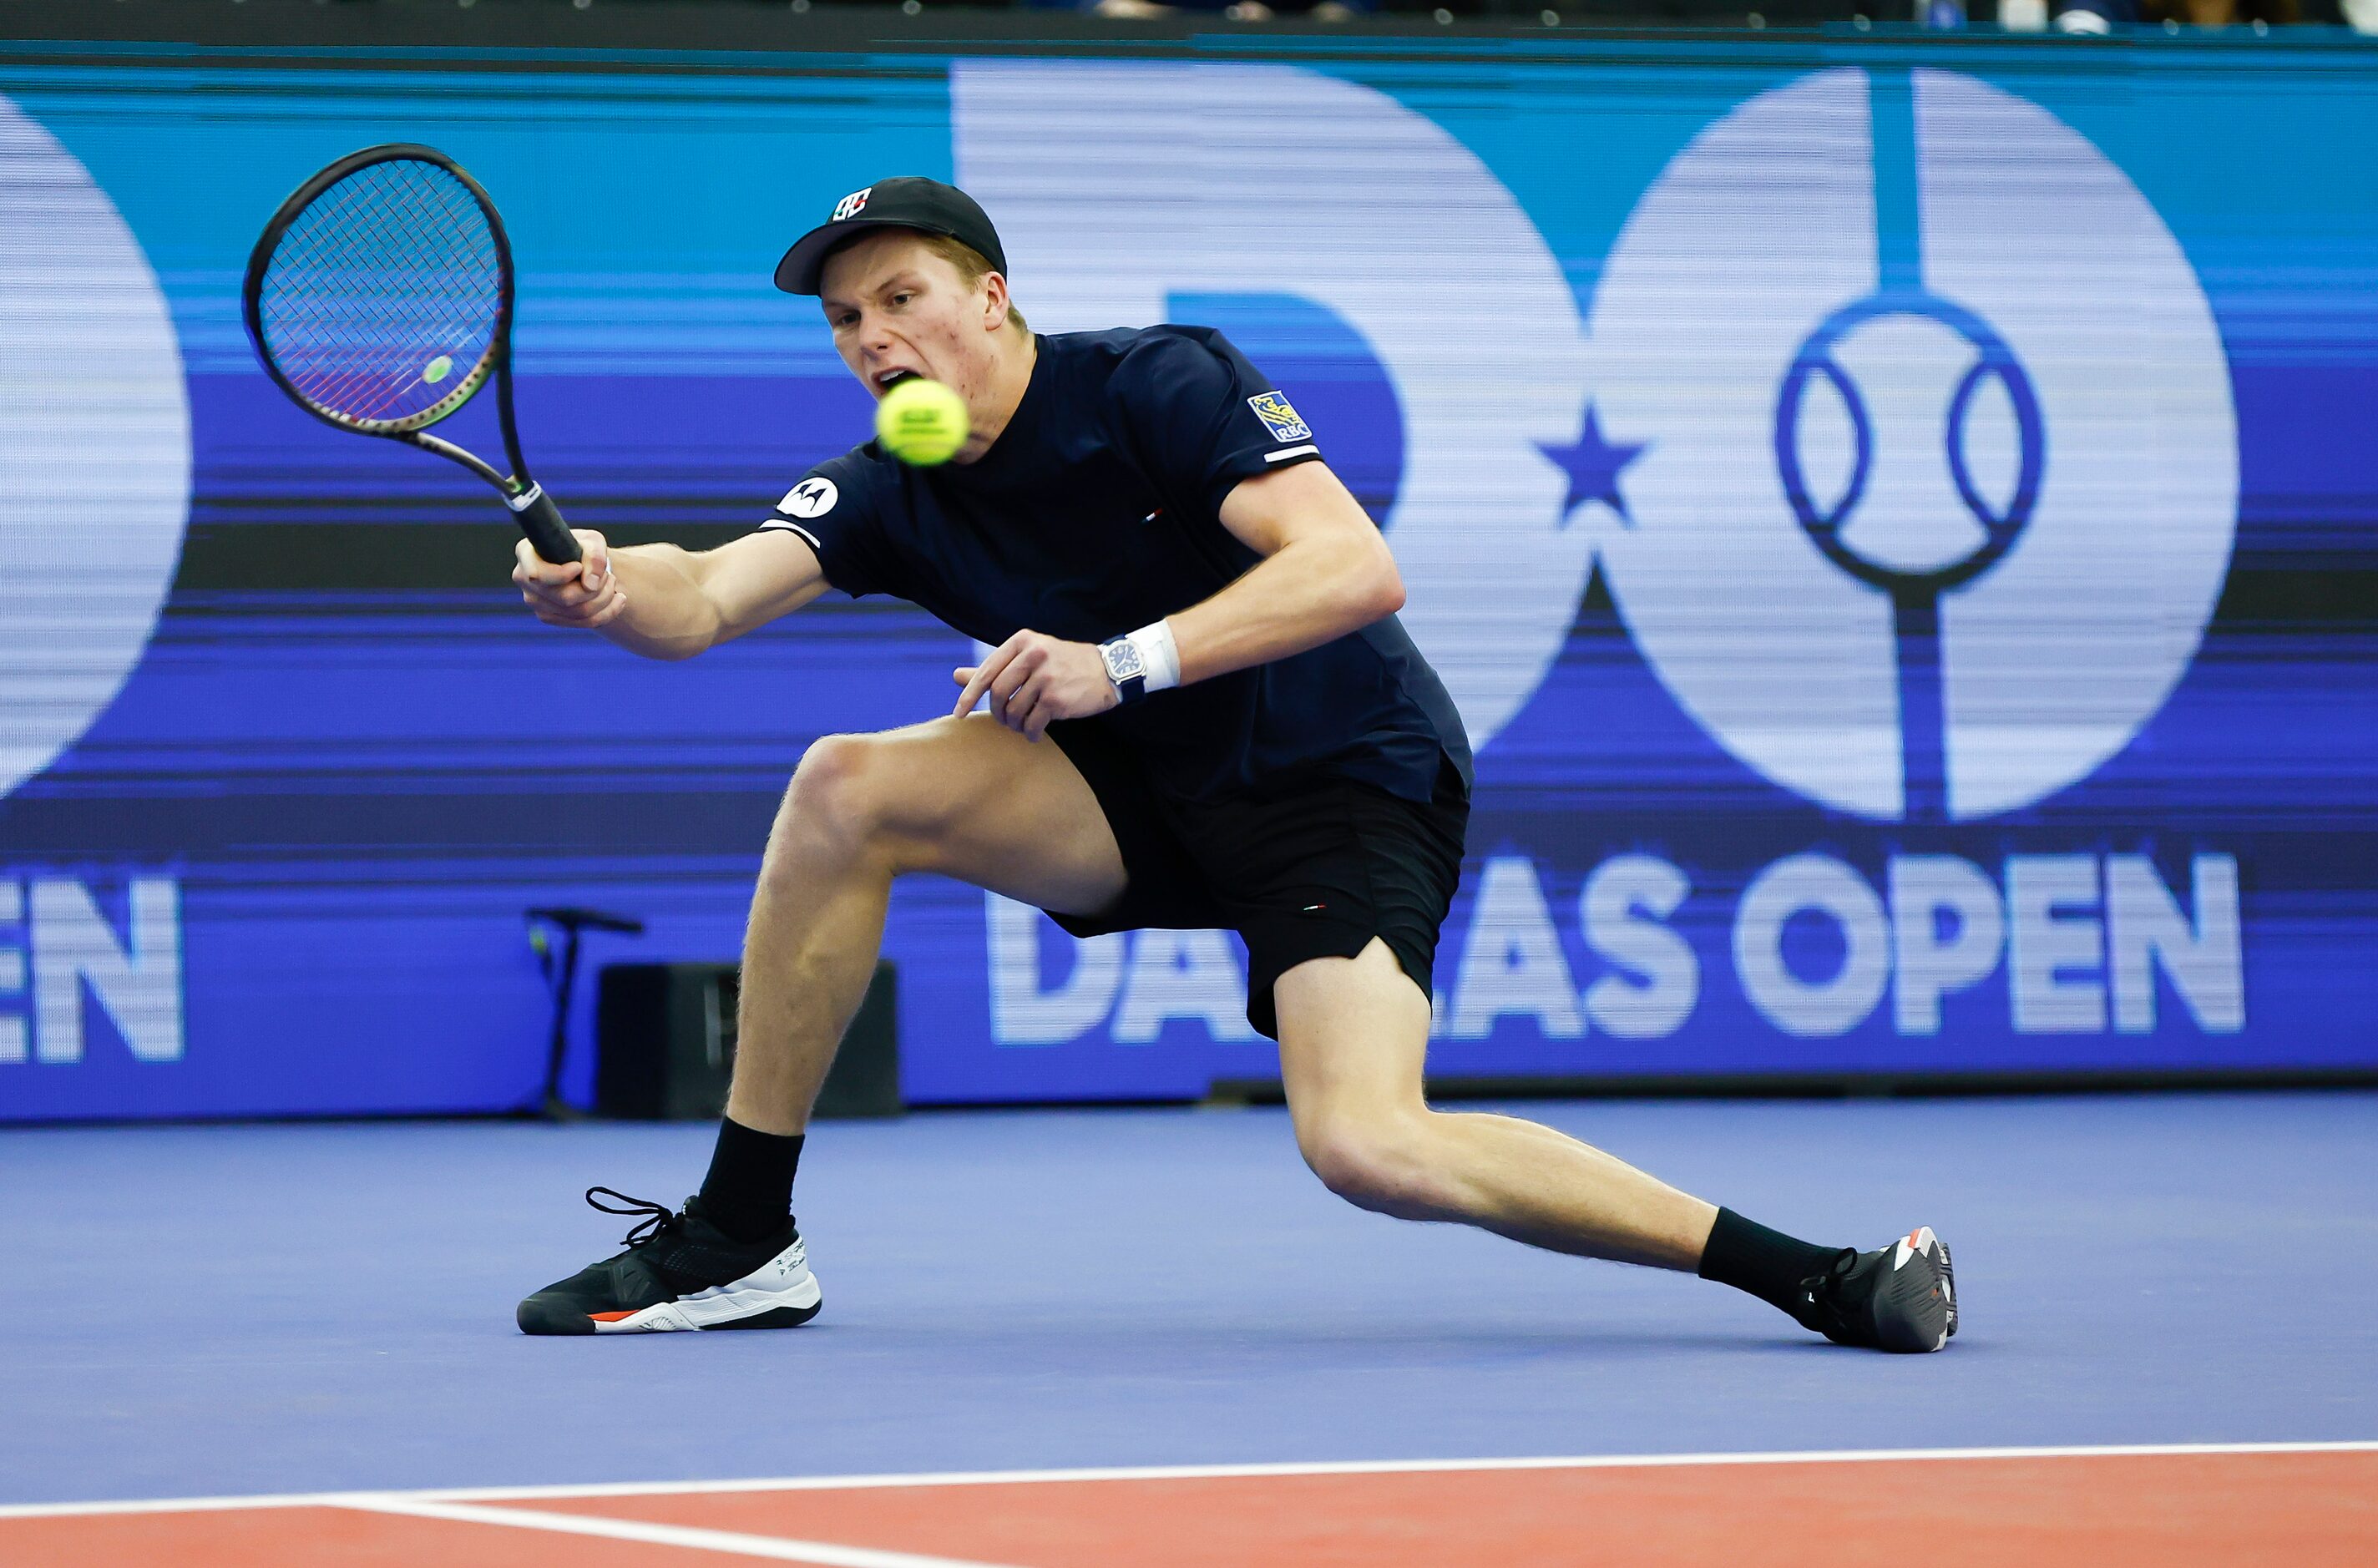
[512,528,830,661]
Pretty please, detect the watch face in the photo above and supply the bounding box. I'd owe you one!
[1104,640,1146,682]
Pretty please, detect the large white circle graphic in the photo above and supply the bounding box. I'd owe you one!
[953,59,1591,749]
[1586,68,2236,820]
[0,94,190,800]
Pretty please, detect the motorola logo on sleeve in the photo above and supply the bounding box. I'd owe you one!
[0,94,190,1068]
[1586,68,2237,822]
[781,477,838,518]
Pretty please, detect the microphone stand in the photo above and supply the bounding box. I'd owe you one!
[526,906,645,1120]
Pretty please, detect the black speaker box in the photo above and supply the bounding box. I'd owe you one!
[594,959,901,1120]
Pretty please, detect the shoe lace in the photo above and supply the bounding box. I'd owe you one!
[585,1186,684,1250]
[1794,1247,1861,1323]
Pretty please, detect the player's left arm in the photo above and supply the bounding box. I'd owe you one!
[954,459,1402,738]
[1167,459,1402,684]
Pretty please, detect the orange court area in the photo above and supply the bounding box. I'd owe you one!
[8,1447,2375,1568]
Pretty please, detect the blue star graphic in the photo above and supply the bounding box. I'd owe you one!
[1538,402,1649,527]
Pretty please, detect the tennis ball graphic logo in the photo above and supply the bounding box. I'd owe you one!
[876,377,969,466]
[1586,68,2235,821]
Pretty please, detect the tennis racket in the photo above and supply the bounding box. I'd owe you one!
[242,143,579,564]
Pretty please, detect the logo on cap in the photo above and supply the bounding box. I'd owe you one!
[832,187,873,223]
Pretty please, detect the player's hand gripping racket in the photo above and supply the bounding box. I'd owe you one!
[242,143,579,564]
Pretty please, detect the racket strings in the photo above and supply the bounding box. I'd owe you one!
[257,157,504,427]
[280,166,496,417]
[276,164,494,393]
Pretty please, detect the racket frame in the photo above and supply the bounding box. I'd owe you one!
[242,142,579,563]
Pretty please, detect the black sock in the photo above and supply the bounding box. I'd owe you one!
[1697,1207,1844,1313]
[696,1118,805,1244]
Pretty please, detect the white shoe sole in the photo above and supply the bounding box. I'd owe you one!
[590,1242,822,1333]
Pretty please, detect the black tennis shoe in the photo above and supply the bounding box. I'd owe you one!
[1791,1227,1957,1353]
[516,1187,822,1336]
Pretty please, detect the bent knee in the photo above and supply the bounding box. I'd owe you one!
[780,732,893,853]
[1296,1112,1445,1219]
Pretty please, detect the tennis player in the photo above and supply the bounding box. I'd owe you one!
[510,179,1957,1353]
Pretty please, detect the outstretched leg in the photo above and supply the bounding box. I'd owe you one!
[1272,940,1958,1350]
[1272,938,1717,1267]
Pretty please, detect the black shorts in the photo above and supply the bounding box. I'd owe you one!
[1045,719,1469,1041]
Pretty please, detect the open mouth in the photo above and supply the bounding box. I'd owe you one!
[874,367,920,392]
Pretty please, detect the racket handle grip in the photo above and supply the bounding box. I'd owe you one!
[508,483,582,564]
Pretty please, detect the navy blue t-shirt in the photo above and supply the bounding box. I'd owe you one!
[757,326,1470,806]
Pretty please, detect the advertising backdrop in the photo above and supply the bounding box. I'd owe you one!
[1,34,2373,1118]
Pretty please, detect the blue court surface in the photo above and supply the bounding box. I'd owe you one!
[5,1089,2373,1515]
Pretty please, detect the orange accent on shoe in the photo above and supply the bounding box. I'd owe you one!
[589,1311,637,1322]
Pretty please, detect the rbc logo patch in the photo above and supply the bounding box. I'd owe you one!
[832,187,872,222]
[1247,392,1312,444]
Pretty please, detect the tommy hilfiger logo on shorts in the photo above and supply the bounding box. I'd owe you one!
[1247,392,1312,444]
[832,187,873,222]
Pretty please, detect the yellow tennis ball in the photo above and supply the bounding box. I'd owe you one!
[874,377,969,466]
[423,354,453,384]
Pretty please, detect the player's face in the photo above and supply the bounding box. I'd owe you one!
[819,231,1005,409]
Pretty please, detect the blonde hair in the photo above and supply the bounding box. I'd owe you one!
[915,231,1028,334]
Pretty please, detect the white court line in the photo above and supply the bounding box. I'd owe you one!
[342,1496,1026,1568]
[4,1439,2375,1522]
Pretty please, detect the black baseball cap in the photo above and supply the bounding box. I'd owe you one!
[774,177,1009,297]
